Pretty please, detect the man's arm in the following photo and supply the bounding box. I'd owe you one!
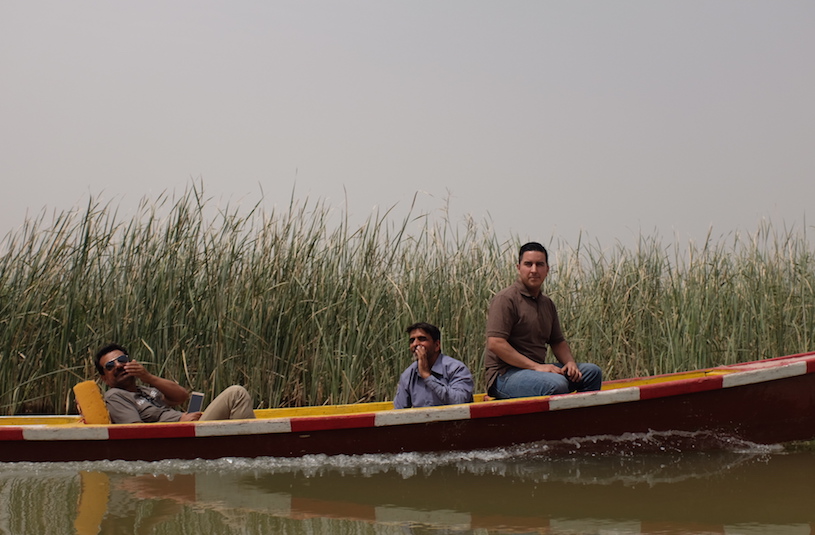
[122,360,190,406]
[422,360,474,405]
[487,337,563,374]
[393,369,412,409]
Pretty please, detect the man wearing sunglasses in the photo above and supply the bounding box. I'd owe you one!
[94,343,256,424]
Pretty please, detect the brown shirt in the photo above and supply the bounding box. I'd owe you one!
[484,279,566,390]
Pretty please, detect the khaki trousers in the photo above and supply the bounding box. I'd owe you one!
[200,385,256,420]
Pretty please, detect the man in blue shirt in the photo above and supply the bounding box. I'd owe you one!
[394,322,474,409]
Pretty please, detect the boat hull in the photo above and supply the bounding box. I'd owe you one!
[2,352,815,462]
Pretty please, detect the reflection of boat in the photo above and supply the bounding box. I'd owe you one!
[2,351,815,462]
[4,449,815,534]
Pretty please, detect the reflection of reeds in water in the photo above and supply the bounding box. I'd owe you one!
[3,449,814,534]
[1,184,813,414]
[0,468,81,534]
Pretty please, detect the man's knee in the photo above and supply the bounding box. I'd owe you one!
[221,385,253,408]
[578,363,603,391]
[221,385,249,398]
[203,385,255,420]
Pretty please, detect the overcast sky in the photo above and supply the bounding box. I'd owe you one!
[2,1,814,251]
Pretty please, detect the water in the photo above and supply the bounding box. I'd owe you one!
[1,431,814,534]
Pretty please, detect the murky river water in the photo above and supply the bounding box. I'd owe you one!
[1,431,814,534]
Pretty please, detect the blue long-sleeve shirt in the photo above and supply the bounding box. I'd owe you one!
[394,353,474,409]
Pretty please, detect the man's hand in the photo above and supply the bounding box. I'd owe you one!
[415,346,432,379]
[180,412,202,422]
[560,361,583,382]
[530,363,564,374]
[122,359,190,406]
[121,360,151,382]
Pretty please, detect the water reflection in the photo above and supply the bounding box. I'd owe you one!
[1,431,814,534]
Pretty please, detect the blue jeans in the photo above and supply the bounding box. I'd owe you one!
[492,363,603,399]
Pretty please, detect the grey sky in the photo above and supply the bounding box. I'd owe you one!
[2,1,814,249]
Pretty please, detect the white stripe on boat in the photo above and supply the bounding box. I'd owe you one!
[722,361,807,388]
[375,405,471,427]
[195,418,292,437]
[550,387,641,410]
[23,425,110,441]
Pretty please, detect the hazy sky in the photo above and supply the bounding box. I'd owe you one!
[2,1,814,250]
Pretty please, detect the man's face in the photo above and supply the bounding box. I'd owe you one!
[517,250,549,293]
[99,350,134,389]
[408,329,441,360]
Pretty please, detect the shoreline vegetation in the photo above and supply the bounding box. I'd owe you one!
[1,186,813,415]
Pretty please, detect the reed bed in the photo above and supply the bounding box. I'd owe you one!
[1,186,813,414]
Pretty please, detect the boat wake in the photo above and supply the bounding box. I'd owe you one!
[4,428,789,486]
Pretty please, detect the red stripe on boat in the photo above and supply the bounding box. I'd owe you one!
[290,413,377,432]
[108,423,197,440]
[470,398,550,419]
[0,428,24,441]
[638,375,724,400]
[807,360,815,374]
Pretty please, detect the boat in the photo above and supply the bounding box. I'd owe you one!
[2,351,814,463]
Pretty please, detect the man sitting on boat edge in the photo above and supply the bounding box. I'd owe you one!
[485,242,602,399]
[394,322,474,409]
[94,343,256,423]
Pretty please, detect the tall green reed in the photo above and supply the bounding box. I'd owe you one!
[1,185,813,414]
[552,225,814,378]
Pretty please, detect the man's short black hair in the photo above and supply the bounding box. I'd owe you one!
[518,242,549,264]
[94,343,128,375]
[405,322,441,342]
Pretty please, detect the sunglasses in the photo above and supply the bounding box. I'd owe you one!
[104,354,131,371]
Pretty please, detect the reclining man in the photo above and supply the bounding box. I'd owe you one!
[94,343,256,423]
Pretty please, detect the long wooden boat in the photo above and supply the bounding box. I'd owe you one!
[2,351,814,463]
